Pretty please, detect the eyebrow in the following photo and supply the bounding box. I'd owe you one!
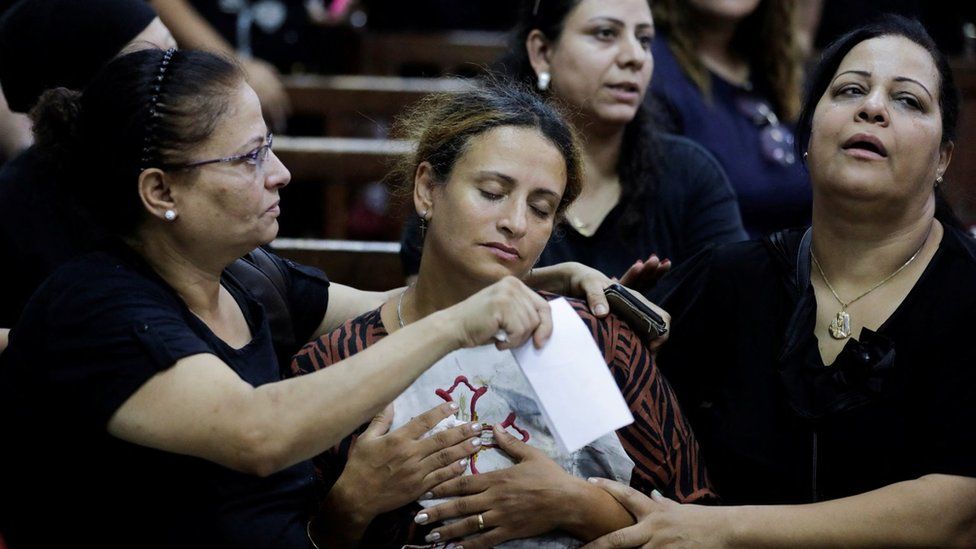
[832,70,933,100]
[586,16,653,31]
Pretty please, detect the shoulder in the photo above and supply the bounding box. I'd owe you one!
[291,308,386,374]
[653,133,730,188]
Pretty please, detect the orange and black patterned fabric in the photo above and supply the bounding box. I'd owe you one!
[291,294,715,546]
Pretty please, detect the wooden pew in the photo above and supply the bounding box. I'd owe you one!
[945,58,976,227]
[274,136,413,237]
[283,74,473,136]
[271,238,403,291]
[359,31,507,76]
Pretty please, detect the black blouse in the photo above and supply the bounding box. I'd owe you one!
[650,225,976,504]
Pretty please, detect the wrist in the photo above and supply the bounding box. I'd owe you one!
[562,477,635,540]
[321,477,375,540]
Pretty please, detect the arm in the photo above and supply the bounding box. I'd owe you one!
[149,0,291,130]
[108,277,553,476]
[584,474,976,548]
[0,328,8,354]
[312,282,400,338]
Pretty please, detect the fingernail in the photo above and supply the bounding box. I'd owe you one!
[414,512,429,524]
[459,457,469,467]
[587,477,599,484]
[422,491,433,500]
[595,304,608,315]
[425,532,441,542]
[470,437,482,447]
[448,402,458,410]
[470,422,483,432]
[651,489,663,500]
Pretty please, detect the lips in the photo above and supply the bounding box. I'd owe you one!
[842,133,888,158]
[482,242,521,261]
[606,82,640,93]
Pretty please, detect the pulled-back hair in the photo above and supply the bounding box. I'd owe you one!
[392,81,583,217]
[653,0,802,122]
[795,14,961,227]
[500,0,659,241]
[30,48,244,237]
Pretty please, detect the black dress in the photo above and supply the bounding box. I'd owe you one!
[650,225,976,504]
[400,133,747,282]
[0,243,328,548]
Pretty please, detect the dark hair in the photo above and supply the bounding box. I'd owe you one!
[30,48,244,236]
[391,81,583,217]
[499,0,659,241]
[795,14,962,226]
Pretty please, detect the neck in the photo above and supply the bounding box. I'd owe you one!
[579,123,624,182]
[129,227,232,315]
[810,197,938,289]
[693,17,748,84]
[405,256,488,324]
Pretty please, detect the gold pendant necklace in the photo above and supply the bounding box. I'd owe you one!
[811,224,932,340]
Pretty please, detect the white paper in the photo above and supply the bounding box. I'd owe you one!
[512,297,634,454]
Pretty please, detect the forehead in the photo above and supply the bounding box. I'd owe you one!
[455,126,567,189]
[565,0,653,25]
[199,82,265,152]
[836,35,940,92]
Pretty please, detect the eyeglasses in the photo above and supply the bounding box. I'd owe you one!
[168,132,274,172]
[735,96,796,167]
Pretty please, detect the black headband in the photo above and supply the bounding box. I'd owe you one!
[141,47,176,170]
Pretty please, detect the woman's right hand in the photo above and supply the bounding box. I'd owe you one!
[444,276,553,350]
[325,401,484,527]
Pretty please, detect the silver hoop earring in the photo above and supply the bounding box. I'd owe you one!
[164,209,177,221]
[803,151,809,160]
[537,71,550,92]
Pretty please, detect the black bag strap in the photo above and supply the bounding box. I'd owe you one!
[225,247,296,369]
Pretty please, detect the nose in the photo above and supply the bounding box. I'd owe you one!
[617,34,648,70]
[856,90,889,126]
[497,201,528,239]
[264,149,291,190]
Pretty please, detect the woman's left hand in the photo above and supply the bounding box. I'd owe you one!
[415,425,580,547]
[582,478,729,548]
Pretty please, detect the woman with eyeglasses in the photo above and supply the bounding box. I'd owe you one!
[0,48,601,548]
[648,0,812,237]
[401,0,748,294]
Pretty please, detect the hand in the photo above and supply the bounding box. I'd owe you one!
[526,262,613,317]
[326,402,484,527]
[618,254,671,294]
[241,58,291,133]
[582,478,729,548]
[444,276,553,350]
[415,425,581,548]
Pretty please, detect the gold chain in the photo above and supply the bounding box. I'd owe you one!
[811,223,933,309]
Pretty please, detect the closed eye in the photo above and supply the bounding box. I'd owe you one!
[480,189,503,201]
[896,95,922,110]
[531,205,553,219]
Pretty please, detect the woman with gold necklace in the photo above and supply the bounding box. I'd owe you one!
[581,15,976,547]
[401,0,748,293]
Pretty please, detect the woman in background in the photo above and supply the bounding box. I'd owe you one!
[402,0,747,293]
[649,0,811,237]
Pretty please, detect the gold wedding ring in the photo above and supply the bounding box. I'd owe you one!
[477,513,485,531]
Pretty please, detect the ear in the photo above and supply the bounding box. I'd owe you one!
[413,161,439,218]
[936,140,954,182]
[138,168,177,222]
[526,29,553,82]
